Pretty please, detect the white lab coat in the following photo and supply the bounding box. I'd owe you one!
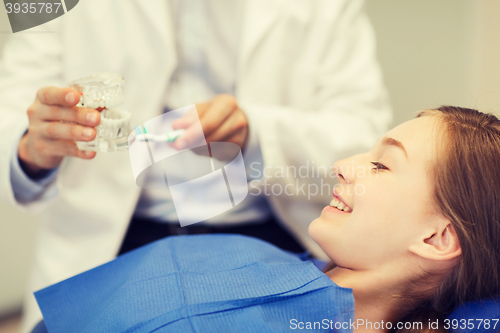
[0,0,391,331]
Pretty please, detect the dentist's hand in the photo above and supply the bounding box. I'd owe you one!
[17,87,101,177]
[171,94,249,151]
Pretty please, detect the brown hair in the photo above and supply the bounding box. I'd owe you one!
[393,106,500,333]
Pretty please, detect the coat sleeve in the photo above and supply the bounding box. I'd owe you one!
[0,19,64,211]
[240,0,392,203]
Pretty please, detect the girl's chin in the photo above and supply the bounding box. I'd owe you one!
[308,216,333,243]
[309,207,351,240]
[307,218,322,240]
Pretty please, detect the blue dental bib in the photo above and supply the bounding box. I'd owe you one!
[35,234,355,333]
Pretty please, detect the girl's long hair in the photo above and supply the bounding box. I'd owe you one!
[393,106,500,333]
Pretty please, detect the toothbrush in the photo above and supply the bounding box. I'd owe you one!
[136,129,185,143]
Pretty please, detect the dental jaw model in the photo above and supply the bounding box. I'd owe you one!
[70,72,131,152]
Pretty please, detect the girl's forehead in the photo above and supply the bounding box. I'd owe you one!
[388,116,441,147]
[385,116,443,166]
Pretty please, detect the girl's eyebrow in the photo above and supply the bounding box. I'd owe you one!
[381,137,408,158]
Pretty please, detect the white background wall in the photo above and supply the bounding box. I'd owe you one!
[0,0,499,318]
[367,0,500,125]
[0,9,38,317]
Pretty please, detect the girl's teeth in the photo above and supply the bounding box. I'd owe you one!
[329,199,351,212]
[330,198,339,207]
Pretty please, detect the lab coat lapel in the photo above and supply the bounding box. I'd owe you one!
[131,0,178,123]
[133,0,173,44]
[239,0,284,71]
[133,0,177,70]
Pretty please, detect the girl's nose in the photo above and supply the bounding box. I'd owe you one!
[333,155,361,184]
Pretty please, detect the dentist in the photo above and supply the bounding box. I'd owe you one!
[0,0,391,332]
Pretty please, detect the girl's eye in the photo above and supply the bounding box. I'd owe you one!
[371,161,389,171]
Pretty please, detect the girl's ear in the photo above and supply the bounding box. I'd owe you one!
[408,218,462,261]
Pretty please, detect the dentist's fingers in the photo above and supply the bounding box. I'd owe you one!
[203,111,247,143]
[172,96,234,136]
[19,86,100,176]
[33,139,96,159]
[172,122,206,150]
[171,102,209,130]
[34,105,101,127]
[37,121,97,141]
[197,95,235,138]
[171,94,248,151]
[36,86,80,107]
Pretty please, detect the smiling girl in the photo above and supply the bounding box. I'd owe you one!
[310,105,500,332]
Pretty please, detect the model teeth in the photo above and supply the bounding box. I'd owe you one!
[329,198,351,212]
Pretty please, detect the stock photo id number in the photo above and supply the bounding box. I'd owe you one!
[2,0,78,32]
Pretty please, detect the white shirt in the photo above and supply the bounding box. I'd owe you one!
[135,0,272,224]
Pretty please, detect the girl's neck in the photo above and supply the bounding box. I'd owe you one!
[326,266,412,332]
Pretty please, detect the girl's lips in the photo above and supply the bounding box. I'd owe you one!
[332,189,352,211]
[323,205,350,215]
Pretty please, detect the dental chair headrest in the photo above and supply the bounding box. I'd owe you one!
[447,298,500,332]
